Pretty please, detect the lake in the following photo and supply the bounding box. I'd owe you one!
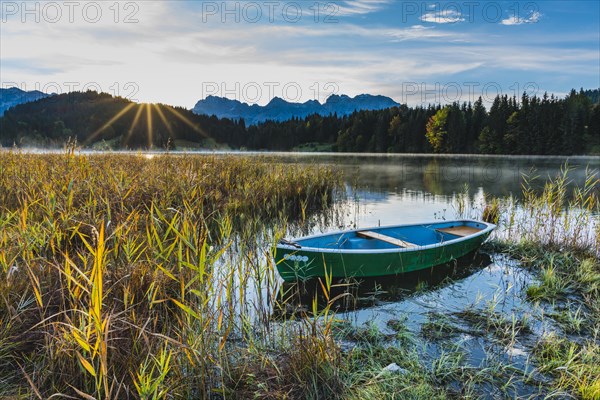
[275,153,598,228]
[263,153,598,397]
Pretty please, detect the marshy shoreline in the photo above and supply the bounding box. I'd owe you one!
[0,151,598,399]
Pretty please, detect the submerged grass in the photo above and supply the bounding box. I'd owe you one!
[533,333,600,399]
[484,243,600,398]
[485,165,600,399]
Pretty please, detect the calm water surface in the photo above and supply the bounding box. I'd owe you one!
[282,153,599,229]
[267,154,598,397]
[274,153,598,301]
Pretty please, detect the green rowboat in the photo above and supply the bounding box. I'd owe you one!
[275,220,495,282]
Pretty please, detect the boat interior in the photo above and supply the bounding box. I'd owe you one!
[296,220,488,250]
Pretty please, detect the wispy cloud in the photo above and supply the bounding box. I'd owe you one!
[386,25,467,42]
[420,9,465,24]
[162,23,469,48]
[336,0,392,16]
[0,58,64,75]
[501,11,542,26]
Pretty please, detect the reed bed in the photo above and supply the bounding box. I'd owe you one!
[498,165,599,253]
[0,151,342,398]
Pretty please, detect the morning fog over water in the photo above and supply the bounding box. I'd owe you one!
[267,153,600,228]
[10,150,597,225]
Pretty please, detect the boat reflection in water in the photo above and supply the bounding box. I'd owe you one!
[273,251,493,317]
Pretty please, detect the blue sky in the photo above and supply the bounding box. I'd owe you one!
[1,0,598,107]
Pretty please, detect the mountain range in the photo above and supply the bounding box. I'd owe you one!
[192,94,400,125]
[0,87,51,116]
[1,88,401,125]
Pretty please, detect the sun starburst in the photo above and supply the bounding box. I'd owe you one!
[81,99,211,149]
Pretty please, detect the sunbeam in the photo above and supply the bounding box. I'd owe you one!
[84,102,136,145]
[153,104,175,140]
[145,103,153,148]
[123,104,145,147]
[164,106,209,138]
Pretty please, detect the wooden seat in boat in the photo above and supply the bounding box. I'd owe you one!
[357,231,418,248]
[436,226,482,237]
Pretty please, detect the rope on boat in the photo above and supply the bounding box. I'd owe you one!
[278,238,302,249]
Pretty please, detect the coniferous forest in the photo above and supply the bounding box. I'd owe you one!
[1,89,598,155]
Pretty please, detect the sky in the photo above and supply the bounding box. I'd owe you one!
[1,0,599,108]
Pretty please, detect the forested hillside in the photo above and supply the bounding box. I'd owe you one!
[1,89,598,155]
[241,89,599,155]
[0,91,245,149]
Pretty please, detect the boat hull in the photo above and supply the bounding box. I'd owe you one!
[275,220,494,282]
